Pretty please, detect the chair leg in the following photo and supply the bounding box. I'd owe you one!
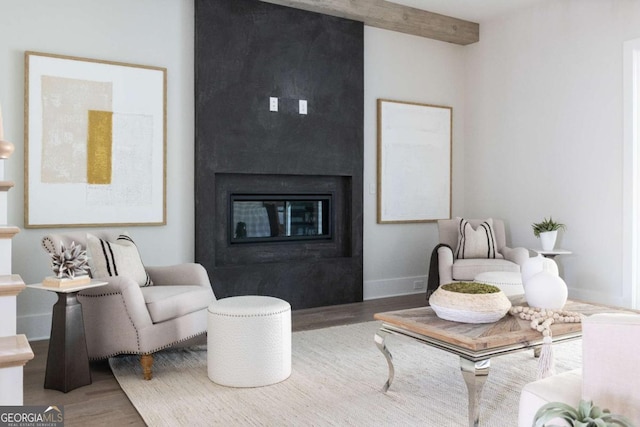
[141,354,153,380]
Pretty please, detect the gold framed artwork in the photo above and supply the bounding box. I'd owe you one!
[24,51,167,228]
[377,99,452,223]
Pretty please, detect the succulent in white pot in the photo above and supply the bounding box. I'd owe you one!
[532,217,566,251]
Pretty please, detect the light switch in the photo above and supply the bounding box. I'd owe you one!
[270,97,278,112]
[299,100,307,115]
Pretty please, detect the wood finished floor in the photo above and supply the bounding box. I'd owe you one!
[24,293,426,426]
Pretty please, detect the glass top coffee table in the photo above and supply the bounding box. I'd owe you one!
[373,298,635,427]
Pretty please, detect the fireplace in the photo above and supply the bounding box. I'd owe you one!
[195,0,363,308]
[214,173,351,267]
[230,194,332,244]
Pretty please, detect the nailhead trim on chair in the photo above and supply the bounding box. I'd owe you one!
[41,236,56,254]
[81,290,209,359]
[81,291,142,358]
[90,331,207,360]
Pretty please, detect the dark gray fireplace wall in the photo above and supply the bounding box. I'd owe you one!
[195,0,364,309]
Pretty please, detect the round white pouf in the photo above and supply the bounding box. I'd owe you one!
[474,271,524,297]
[207,295,291,387]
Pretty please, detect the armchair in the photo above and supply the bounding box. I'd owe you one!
[41,231,215,380]
[518,313,640,426]
[432,218,529,287]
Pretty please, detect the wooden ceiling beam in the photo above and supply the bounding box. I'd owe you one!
[259,0,479,45]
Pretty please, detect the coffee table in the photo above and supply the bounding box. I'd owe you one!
[374,298,635,427]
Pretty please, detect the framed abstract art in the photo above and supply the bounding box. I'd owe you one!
[24,51,166,228]
[377,99,452,223]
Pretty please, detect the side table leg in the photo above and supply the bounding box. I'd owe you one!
[374,329,394,392]
[45,292,91,392]
[460,358,490,427]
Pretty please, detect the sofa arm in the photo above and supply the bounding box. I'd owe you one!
[518,369,580,427]
[78,275,152,329]
[80,275,143,296]
[501,246,529,266]
[437,246,454,285]
[145,263,211,288]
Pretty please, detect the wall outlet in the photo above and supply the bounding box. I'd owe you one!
[299,99,307,115]
[269,97,278,112]
[413,280,425,290]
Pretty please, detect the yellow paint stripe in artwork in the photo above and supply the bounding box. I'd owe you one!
[87,110,113,184]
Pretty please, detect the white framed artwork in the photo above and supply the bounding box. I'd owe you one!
[24,51,166,228]
[377,99,452,223]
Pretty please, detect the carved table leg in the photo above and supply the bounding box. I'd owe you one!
[460,358,490,427]
[374,329,395,392]
[141,353,154,380]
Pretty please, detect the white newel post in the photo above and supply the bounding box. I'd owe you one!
[0,135,33,404]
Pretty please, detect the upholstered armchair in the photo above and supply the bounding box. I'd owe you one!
[518,313,640,426]
[430,218,529,289]
[41,231,215,380]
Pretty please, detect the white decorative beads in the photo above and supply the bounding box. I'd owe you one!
[509,305,583,338]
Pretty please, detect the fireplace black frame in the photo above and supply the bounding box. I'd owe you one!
[229,193,333,244]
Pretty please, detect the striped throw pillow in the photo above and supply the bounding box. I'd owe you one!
[86,233,153,287]
[455,218,498,259]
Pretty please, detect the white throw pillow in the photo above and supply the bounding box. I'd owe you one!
[86,233,153,287]
[455,218,498,259]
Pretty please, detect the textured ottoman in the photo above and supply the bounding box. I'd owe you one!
[474,271,524,296]
[207,295,291,387]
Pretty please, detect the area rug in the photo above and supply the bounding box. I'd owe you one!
[110,321,582,426]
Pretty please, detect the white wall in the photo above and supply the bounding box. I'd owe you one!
[0,0,195,339]
[464,0,640,307]
[15,0,636,337]
[363,27,466,299]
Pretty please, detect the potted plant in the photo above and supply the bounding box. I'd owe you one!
[428,282,511,324]
[534,399,633,427]
[532,216,566,251]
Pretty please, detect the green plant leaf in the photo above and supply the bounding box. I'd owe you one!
[532,216,566,237]
[578,400,593,419]
[534,402,579,427]
[533,400,635,427]
[590,406,605,419]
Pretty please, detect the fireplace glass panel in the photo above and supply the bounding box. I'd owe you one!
[231,194,331,243]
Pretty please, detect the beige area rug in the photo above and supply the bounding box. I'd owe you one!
[110,321,581,426]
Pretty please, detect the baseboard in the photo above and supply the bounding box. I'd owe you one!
[364,275,428,300]
[17,312,52,341]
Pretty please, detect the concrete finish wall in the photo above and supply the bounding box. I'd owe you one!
[195,0,364,308]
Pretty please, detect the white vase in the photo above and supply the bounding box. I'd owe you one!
[539,230,558,251]
[523,271,568,309]
[521,254,545,284]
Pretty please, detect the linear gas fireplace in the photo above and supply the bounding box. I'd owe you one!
[212,173,351,267]
[231,194,332,243]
